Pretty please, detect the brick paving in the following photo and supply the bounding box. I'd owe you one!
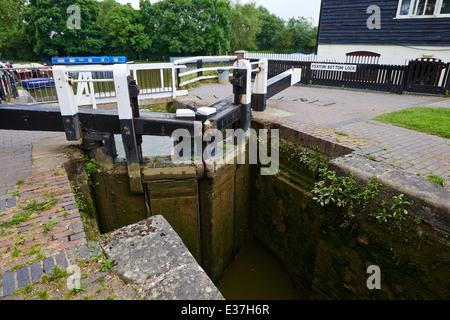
[0,168,86,295]
[189,83,450,184]
[0,130,62,200]
[0,129,135,299]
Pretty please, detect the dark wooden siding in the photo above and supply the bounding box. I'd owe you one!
[318,0,450,46]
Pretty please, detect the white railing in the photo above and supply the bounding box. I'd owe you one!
[173,56,237,87]
[130,63,187,101]
[244,52,409,66]
[1,62,189,106]
[55,63,187,108]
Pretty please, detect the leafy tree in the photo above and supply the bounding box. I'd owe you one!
[230,1,261,52]
[1,26,40,61]
[104,5,151,60]
[97,0,123,29]
[25,0,105,57]
[255,6,284,51]
[273,17,317,54]
[140,0,232,57]
[0,0,26,56]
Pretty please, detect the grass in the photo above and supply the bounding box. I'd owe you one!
[372,107,450,139]
[0,197,58,231]
[427,175,447,187]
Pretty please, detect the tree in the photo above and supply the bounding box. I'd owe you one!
[140,0,232,57]
[25,0,105,57]
[97,0,123,29]
[255,6,284,51]
[0,0,26,57]
[230,1,261,52]
[1,25,39,61]
[273,17,317,54]
[104,5,151,60]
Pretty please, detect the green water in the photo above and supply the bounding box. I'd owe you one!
[217,239,308,300]
[139,102,174,113]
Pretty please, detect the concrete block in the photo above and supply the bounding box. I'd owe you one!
[43,257,55,276]
[16,266,30,289]
[2,271,15,297]
[101,215,224,300]
[54,252,69,270]
[197,107,217,116]
[29,261,43,283]
[176,109,196,120]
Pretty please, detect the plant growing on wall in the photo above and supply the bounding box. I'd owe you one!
[312,168,388,228]
[312,167,413,228]
[377,194,411,223]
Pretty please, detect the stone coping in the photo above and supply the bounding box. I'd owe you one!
[100,215,224,300]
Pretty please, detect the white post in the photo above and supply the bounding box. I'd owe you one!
[88,73,97,110]
[231,55,252,130]
[113,64,132,120]
[231,58,252,106]
[53,65,81,140]
[113,63,143,194]
[251,58,268,112]
[132,69,138,93]
[171,66,177,99]
[160,68,165,91]
[54,66,78,117]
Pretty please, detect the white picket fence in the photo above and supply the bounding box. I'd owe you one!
[243,52,409,66]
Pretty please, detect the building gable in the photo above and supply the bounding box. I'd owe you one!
[318,0,450,46]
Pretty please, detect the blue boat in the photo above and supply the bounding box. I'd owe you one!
[51,56,127,65]
[21,78,55,89]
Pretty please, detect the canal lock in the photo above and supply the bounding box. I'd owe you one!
[78,111,450,300]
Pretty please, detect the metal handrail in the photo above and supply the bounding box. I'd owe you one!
[173,56,237,65]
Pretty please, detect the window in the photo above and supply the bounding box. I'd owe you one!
[441,0,450,13]
[397,0,450,17]
[399,0,414,15]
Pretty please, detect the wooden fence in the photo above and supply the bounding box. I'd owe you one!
[404,60,450,95]
[246,53,450,95]
[255,59,408,94]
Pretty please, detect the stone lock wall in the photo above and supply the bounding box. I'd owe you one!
[249,120,450,300]
[87,120,449,298]
[89,145,251,284]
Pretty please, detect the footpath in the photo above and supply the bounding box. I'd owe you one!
[0,131,136,300]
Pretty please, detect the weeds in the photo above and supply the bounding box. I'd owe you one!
[99,258,114,272]
[311,168,417,228]
[298,148,327,175]
[0,197,58,231]
[40,265,69,283]
[42,218,58,236]
[83,155,103,186]
[24,198,58,214]
[376,194,411,223]
[427,175,447,187]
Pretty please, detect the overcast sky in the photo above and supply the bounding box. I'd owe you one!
[115,0,321,24]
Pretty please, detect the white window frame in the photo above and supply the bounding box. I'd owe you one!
[396,0,450,18]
